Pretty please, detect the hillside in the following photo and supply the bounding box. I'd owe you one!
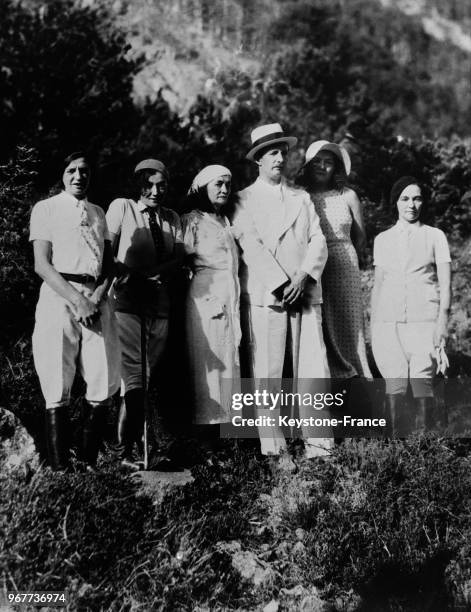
[108,0,471,137]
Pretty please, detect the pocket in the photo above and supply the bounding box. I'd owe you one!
[200,295,226,319]
[426,284,439,303]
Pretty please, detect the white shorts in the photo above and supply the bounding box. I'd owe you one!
[372,321,435,397]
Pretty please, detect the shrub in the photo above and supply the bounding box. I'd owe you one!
[0,443,273,611]
[264,438,471,605]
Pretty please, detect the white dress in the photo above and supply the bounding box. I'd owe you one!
[182,210,241,424]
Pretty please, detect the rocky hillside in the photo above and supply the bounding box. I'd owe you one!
[107,0,471,136]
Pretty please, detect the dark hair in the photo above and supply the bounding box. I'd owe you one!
[134,168,169,195]
[183,186,236,217]
[390,176,428,221]
[62,151,91,173]
[296,154,347,192]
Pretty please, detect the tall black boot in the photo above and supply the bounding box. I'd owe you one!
[45,406,71,471]
[384,394,406,438]
[119,389,145,468]
[415,397,434,434]
[81,402,108,468]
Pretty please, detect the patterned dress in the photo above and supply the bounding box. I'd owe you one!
[311,188,372,379]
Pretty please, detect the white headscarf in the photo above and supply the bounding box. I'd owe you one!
[188,164,232,195]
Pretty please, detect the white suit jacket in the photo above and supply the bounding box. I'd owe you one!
[232,178,327,307]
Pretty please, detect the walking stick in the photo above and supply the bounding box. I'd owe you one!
[140,313,149,470]
[291,309,302,431]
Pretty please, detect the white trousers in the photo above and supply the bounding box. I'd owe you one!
[32,283,121,409]
[243,303,332,456]
[115,312,168,395]
[372,321,435,397]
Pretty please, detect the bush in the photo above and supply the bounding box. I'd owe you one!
[0,0,141,187]
[0,146,39,339]
[0,444,273,611]
[264,438,471,606]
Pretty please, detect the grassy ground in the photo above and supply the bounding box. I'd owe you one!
[2,437,471,611]
[1,237,470,611]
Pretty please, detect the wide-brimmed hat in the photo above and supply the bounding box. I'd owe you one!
[246,123,297,161]
[303,140,351,176]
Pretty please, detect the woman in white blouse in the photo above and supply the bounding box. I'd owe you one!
[182,165,241,431]
[371,176,451,434]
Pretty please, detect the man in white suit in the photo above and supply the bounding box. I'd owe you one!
[232,123,331,462]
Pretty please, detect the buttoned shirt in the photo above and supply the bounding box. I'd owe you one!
[373,221,451,322]
[106,198,183,316]
[29,191,109,278]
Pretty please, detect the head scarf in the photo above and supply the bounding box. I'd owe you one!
[134,158,169,182]
[188,165,232,195]
[390,176,421,208]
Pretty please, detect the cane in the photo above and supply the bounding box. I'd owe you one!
[291,309,302,430]
[140,313,149,470]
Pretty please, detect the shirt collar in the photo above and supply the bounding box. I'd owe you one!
[255,176,285,197]
[61,191,89,206]
[137,199,161,214]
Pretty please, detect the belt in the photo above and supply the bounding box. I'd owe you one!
[60,273,96,284]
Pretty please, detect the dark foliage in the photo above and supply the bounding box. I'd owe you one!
[0,0,141,188]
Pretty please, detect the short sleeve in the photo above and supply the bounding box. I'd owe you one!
[101,212,111,242]
[29,200,51,242]
[106,198,127,236]
[181,213,197,254]
[433,228,451,264]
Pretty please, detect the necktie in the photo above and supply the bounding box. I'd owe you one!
[76,199,101,278]
[144,207,166,262]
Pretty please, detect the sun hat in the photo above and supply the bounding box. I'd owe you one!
[246,123,297,161]
[188,165,232,195]
[303,140,351,176]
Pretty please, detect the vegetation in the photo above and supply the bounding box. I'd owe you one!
[2,440,471,610]
[1,1,471,609]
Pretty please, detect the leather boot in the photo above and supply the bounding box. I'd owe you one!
[414,397,434,434]
[45,406,71,471]
[384,394,406,438]
[81,402,108,467]
[119,389,145,469]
